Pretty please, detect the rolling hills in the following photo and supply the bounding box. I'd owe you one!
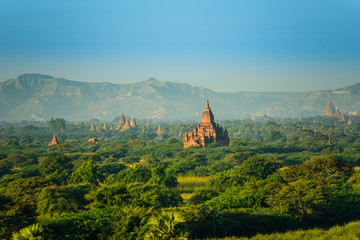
[0,74,359,121]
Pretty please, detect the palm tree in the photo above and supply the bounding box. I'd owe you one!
[12,223,45,240]
[146,212,188,240]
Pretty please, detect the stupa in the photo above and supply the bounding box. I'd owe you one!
[321,98,342,119]
[130,116,136,128]
[48,134,59,146]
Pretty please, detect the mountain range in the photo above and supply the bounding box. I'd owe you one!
[0,74,359,121]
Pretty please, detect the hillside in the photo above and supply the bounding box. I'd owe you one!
[0,74,359,121]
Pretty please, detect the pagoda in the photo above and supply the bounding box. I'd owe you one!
[116,112,125,130]
[156,126,162,135]
[184,99,229,148]
[130,116,136,128]
[321,98,341,119]
[120,117,131,131]
[48,134,59,146]
[251,114,256,121]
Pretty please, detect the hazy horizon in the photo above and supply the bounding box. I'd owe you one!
[1,1,360,92]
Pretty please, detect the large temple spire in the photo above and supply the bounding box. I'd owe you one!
[201,98,214,124]
[119,112,125,125]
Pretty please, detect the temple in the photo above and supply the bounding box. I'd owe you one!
[121,117,131,131]
[130,116,136,128]
[156,126,162,135]
[321,98,343,119]
[184,99,229,148]
[115,112,137,131]
[116,112,125,130]
[48,134,59,146]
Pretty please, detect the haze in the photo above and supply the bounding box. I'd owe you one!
[1,0,360,92]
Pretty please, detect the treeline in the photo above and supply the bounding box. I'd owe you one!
[0,116,360,239]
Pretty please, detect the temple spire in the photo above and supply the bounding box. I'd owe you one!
[119,112,125,125]
[48,134,59,146]
[201,98,214,124]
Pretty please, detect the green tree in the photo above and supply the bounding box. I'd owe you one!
[109,206,153,240]
[149,165,178,188]
[141,155,159,167]
[38,155,73,185]
[12,223,44,240]
[70,160,102,185]
[266,180,327,222]
[146,213,188,240]
[238,156,282,180]
[86,182,130,209]
[36,184,90,217]
[47,118,66,131]
[0,159,12,177]
[73,153,102,167]
[116,164,152,184]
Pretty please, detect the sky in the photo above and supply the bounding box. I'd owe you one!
[1,0,360,92]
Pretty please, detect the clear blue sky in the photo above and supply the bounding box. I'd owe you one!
[1,0,360,92]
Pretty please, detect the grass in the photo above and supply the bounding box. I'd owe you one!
[180,193,193,203]
[201,220,360,240]
[176,176,212,193]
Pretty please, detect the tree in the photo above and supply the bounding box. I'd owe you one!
[12,223,45,240]
[266,180,327,222]
[47,118,66,131]
[141,155,159,167]
[146,212,188,240]
[109,206,153,240]
[149,165,178,188]
[238,156,282,180]
[116,164,152,184]
[86,182,130,209]
[38,155,73,185]
[36,184,90,217]
[37,186,73,217]
[280,156,353,184]
[72,153,102,168]
[0,159,12,177]
[70,160,102,185]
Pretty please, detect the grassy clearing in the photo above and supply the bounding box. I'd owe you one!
[180,193,193,203]
[201,220,360,240]
[176,176,212,193]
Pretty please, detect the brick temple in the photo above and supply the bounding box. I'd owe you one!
[184,99,229,148]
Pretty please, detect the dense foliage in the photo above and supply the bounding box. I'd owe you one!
[1,116,360,239]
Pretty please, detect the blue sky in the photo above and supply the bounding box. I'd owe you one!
[1,0,360,92]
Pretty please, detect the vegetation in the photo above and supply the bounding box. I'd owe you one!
[1,116,360,239]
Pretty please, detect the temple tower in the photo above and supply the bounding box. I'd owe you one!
[321,98,344,119]
[116,112,125,130]
[121,117,131,131]
[130,116,136,128]
[48,134,59,146]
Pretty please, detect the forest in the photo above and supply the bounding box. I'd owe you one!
[1,116,360,240]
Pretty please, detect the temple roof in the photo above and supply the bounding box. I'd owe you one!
[201,99,214,124]
[124,117,130,127]
[119,112,125,124]
[130,116,136,127]
[48,134,59,146]
[324,98,335,115]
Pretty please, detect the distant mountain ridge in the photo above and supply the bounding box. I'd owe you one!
[0,74,359,121]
